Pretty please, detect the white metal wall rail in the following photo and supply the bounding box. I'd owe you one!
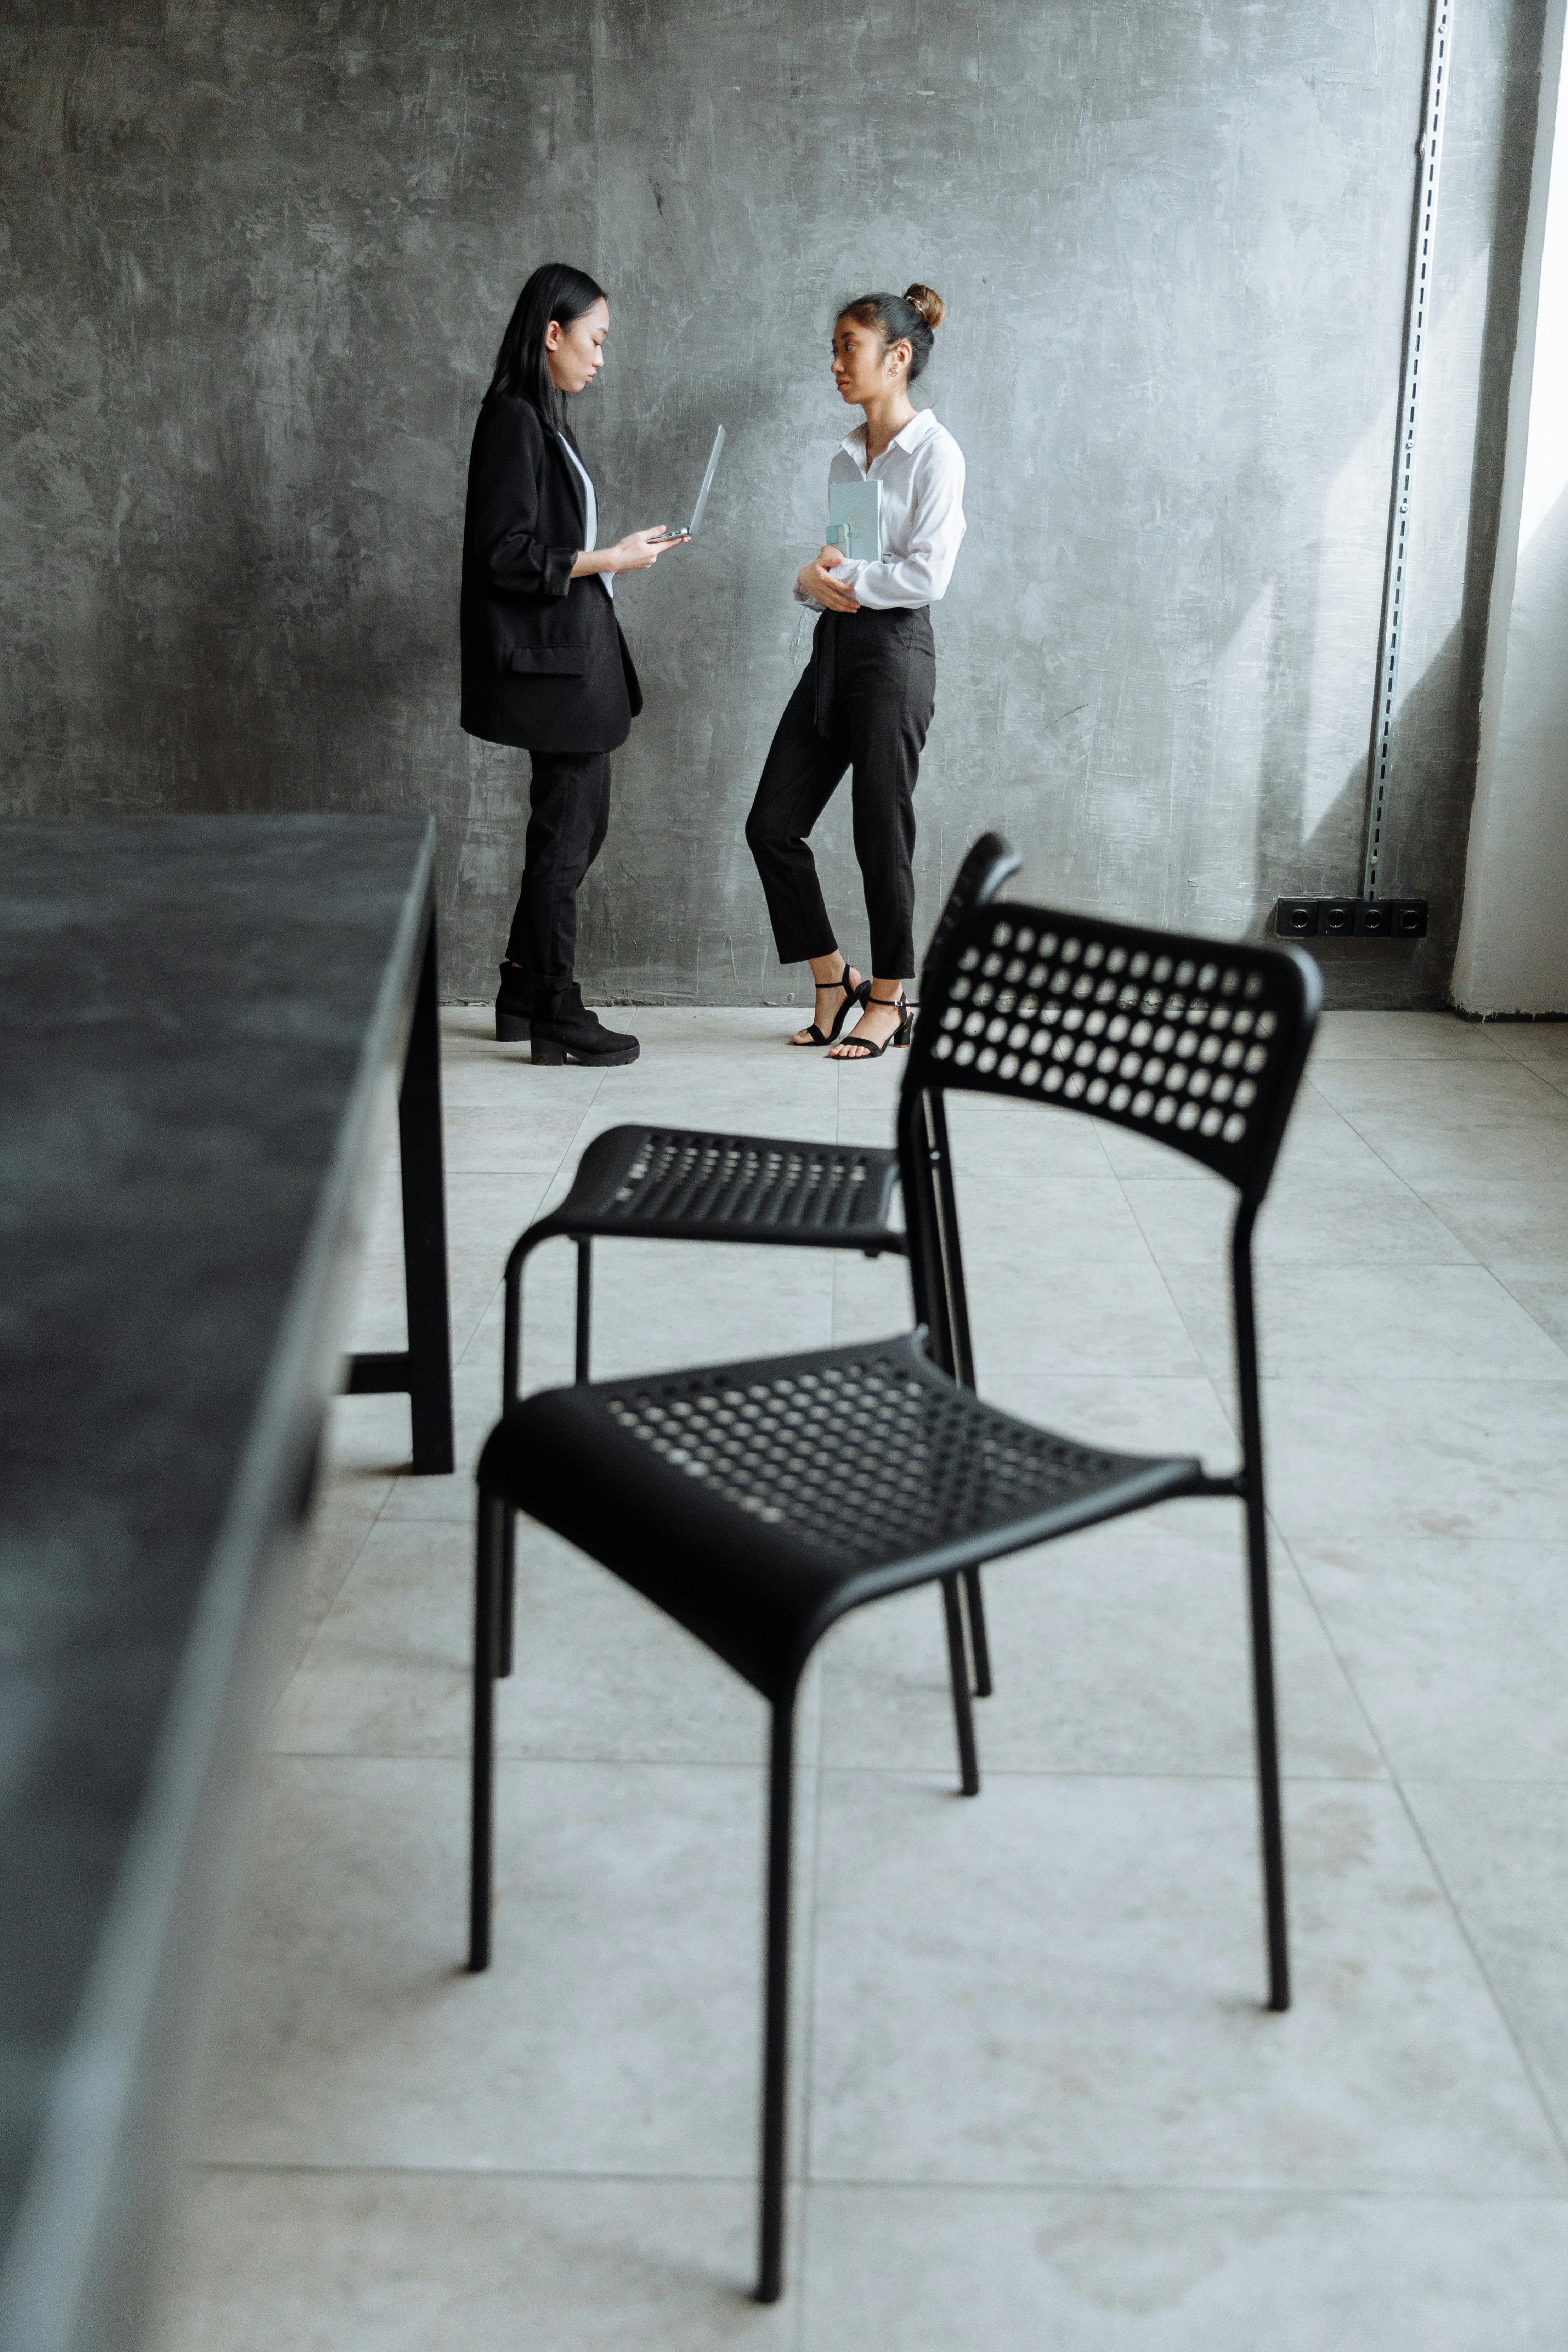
[1363,0,1454,900]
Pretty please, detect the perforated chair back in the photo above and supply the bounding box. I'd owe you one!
[906,902,1321,1204]
[919,832,1022,990]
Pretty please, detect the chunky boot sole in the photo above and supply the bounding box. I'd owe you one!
[496,1010,531,1042]
[531,1036,640,1067]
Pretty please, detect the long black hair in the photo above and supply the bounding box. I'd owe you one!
[487,262,607,435]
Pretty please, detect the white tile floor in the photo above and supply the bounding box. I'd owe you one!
[147,1004,1568,2348]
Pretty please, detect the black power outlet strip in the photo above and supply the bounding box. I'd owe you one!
[1275,897,1427,940]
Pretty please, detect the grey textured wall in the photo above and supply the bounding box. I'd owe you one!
[0,0,1546,1004]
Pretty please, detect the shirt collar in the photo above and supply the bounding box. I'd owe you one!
[839,407,939,463]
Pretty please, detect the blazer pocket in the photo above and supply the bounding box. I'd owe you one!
[506,645,590,675]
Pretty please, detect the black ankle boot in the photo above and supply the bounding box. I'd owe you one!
[530,980,640,1067]
[495,963,532,1043]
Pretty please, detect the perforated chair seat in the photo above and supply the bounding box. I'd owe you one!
[529,1123,904,1252]
[478,1331,1199,1701]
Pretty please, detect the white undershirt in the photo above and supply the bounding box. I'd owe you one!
[794,406,967,612]
[557,433,611,599]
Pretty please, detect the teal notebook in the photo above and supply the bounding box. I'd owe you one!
[826,477,883,561]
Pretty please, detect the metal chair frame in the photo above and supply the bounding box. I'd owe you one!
[469,898,1322,2303]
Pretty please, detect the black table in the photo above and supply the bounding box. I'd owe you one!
[0,817,454,2352]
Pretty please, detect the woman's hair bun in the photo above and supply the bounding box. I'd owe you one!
[838,284,942,380]
[904,283,944,332]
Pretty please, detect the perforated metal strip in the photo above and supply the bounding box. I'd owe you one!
[1363,0,1453,899]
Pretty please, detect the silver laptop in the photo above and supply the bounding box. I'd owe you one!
[659,425,725,543]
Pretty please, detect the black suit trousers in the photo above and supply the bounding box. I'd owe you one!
[503,748,612,991]
[745,605,935,978]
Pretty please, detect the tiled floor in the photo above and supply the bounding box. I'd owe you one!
[147,1003,1568,2348]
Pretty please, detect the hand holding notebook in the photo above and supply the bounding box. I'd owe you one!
[825,477,883,561]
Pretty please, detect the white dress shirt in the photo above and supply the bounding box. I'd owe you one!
[795,406,966,612]
[557,432,612,598]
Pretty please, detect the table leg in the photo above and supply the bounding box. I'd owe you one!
[346,905,454,1471]
[399,908,455,1473]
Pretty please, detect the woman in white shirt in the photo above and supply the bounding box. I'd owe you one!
[745,284,967,1058]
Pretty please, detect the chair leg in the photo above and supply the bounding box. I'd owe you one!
[499,1512,516,1678]
[1244,1493,1290,2012]
[756,1699,796,2304]
[469,1489,505,1973]
[499,1245,532,1678]
[962,1566,994,1698]
[575,1236,593,1382]
[941,1575,980,1797]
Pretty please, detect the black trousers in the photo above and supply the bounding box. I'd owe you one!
[503,748,612,991]
[746,606,935,978]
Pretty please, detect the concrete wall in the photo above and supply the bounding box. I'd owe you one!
[0,0,1547,1004]
[1453,0,1568,1015]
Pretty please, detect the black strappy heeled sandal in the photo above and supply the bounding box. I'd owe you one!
[830,990,913,1061]
[789,968,869,1047]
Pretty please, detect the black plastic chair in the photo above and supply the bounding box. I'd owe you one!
[468,899,1322,2302]
[494,833,1022,1768]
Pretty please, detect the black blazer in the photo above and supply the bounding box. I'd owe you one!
[460,392,644,754]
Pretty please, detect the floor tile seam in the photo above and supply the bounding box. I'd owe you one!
[439,1073,610,1398]
[1251,1365,1568,1383]
[812,1761,1387,1787]
[1486,1271,1568,1365]
[1307,1061,1568,1105]
[1285,1523,1568,1762]
[1304,1048,1513,1069]
[452,1278,504,1372]
[1267,1524,1403,1803]
[1394,1771,1568,1788]
[267,1510,384,1713]
[254,1740,1391,1784]
[186,2158,792,2185]
[994,1372,1239,1384]
[348,1508,476,1528]
[1290,1093,1502,1278]
[1294,1532,1568,1557]
[261,1747,790,1770]
[1332,1098,1568,1148]
[1447,1050,1568,1103]
[179,2154,1568,2207]
[261,1749,792,1777]
[1491,1045,1568,1095]
[1396,1178,1565,1290]
[1105,1156,1230,1390]
[812,1758,1391,1782]
[1229,1254,1529,1276]
[1387,1775,1568,2176]
[1257,1371,1568,1395]
[1137,1254,1500,1278]
[804,2164,1568,2201]
[798,2169,1568,2199]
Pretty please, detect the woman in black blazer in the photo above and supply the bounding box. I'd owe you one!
[461,263,682,1065]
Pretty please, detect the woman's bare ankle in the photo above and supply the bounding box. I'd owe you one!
[790,955,863,1044]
